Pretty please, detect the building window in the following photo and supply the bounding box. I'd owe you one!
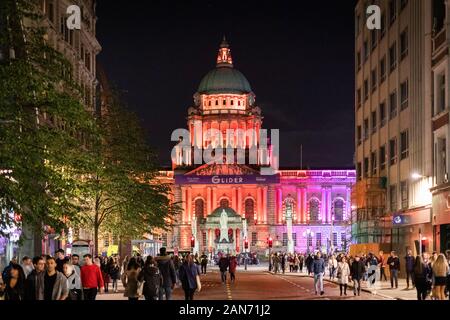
[341,232,346,250]
[379,102,387,127]
[389,0,397,26]
[357,88,362,109]
[380,56,386,84]
[380,145,387,170]
[283,233,288,246]
[357,162,362,181]
[357,51,361,71]
[390,184,397,212]
[245,198,255,224]
[46,0,55,23]
[389,42,397,72]
[357,126,362,146]
[400,80,409,110]
[333,232,338,247]
[333,199,344,221]
[400,181,408,209]
[371,151,377,175]
[309,198,320,221]
[400,130,409,160]
[389,90,397,119]
[363,41,369,62]
[400,29,408,60]
[251,232,257,246]
[364,79,369,101]
[195,198,205,218]
[371,30,377,51]
[215,100,219,106]
[292,233,297,246]
[315,233,322,249]
[400,0,408,11]
[307,234,313,248]
[220,198,229,208]
[202,231,207,247]
[390,137,398,165]
[371,69,377,93]
[364,157,369,178]
[380,12,386,39]
[363,118,369,140]
[371,110,377,134]
[436,137,448,185]
[208,101,211,106]
[437,73,446,114]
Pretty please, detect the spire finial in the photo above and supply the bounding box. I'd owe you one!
[217,36,233,67]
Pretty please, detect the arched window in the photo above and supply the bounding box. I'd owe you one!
[220,198,229,208]
[245,198,255,224]
[333,199,344,221]
[195,199,204,218]
[309,198,320,221]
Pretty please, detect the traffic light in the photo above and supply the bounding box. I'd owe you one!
[268,237,273,248]
[244,238,249,249]
[190,236,195,248]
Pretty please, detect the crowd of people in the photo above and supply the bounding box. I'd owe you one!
[269,249,450,300]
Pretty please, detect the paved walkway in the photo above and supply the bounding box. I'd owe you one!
[268,268,418,300]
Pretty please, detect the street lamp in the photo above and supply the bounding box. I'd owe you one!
[303,229,314,254]
[329,214,335,255]
[268,236,273,271]
[244,237,249,271]
[411,172,423,180]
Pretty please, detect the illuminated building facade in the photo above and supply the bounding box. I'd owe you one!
[162,39,356,255]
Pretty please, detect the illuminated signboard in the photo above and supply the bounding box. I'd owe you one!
[175,174,280,185]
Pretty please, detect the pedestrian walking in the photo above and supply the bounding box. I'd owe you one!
[63,262,83,300]
[336,256,350,296]
[200,253,208,274]
[281,253,286,274]
[218,254,229,283]
[0,263,25,300]
[387,251,400,289]
[328,254,338,280]
[38,257,68,300]
[312,252,325,296]
[139,256,161,300]
[299,254,304,273]
[432,253,449,300]
[71,254,81,275]
[122,257,141,301]
[101,257,111,293]
[405,249,415,289]
[229,255,238,283]
[179,254,201,300]
[109,257,121,293]
[350,255,365,296]
[21,256,33,278]
[80,254,104,300]
[155,247,177,300]
[413,255,432,300]
[273,253,280,274]
[24,256,45,300]
[305,254,313,276]
[55,249,68,273]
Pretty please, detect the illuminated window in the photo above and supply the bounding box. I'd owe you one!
[231,100,234,106]
[208,101,211,106]
[238,101,241,106]
[333,199,344,221]
[315,233,322,248]
[309,198,320,221]
[215,100,218,106]
[251,232,257,246]
[195,198,204,218]
[245,198,255,224]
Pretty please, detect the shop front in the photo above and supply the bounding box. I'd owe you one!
[431,183,450,253]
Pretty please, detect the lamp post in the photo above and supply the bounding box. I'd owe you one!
[268,236,273,271]
[329,214,335,255]
[303,229,314,254]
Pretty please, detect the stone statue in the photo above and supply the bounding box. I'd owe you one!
[219,209,229,242]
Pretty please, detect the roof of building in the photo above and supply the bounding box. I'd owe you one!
[209,206,241,218]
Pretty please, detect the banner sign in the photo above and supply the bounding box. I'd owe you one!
[175,174,280,185]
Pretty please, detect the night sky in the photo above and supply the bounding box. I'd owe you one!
[96,0,357,168]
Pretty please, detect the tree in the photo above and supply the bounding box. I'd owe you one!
[79,91,180,255]
[0,0,98,238]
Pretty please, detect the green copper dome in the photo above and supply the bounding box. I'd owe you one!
[197,37,252,95]
[209,206,241,218]
[198,67,252,94]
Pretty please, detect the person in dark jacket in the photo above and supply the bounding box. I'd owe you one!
[138,256,161,300]
[312,252,326,295]
[218,254,230,284]
[155,247,176,300]
[387,251,400,289]
[350,255,365,296]
[305,254,313,276]
[200,253,208,274]
[24,256,45,300]
[0,263,25,300]
[55,249,68,273]
[404,249,415,289]
[179,254,200,300]
[413,255,432,300]
[108,257,121,293]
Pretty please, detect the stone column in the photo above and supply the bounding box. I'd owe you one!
[345,186,351,221]
[256,186,262,223]
[212,187,217,211]
[326,187,332,223]
[321,188,326,224]
[302,188,307,223]
[187,187,192,223]
[262,186,268,223]
[181,187,187,223]
[207,187,212,215]
[296,187,302,224]
[232,187,237,211]
[276,187,282,224]
[237,187,242,216]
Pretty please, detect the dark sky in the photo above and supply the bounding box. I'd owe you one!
[96,0,357,168]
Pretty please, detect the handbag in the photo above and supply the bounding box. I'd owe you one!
[196,274,202,292]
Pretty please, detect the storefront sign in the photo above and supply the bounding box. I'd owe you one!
[175,174,280,185]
